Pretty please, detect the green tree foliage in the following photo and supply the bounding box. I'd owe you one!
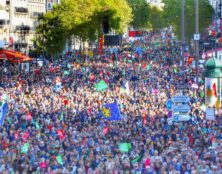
[127,0,150,29]
[148,5,166,31]
[35,0,132,54]
[162,0,214,40]
[35,10,67,56]
[57,0,98,31]
[58,0,132,38]
[109,0,132,33]
[83,0,132,38]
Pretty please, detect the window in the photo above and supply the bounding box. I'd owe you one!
[48,3,51,9]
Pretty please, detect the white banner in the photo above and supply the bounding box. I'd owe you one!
[206,108,215,120]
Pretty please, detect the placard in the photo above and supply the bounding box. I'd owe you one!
[206,108,215,120]
[172,95,190,103]
[173,114,191,122]
[173,104,190,112]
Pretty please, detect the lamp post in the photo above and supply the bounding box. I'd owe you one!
[181,0,185,95]
[194,0,199,83]
[181,0,185,70]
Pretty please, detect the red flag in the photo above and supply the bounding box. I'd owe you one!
[89,74,95,82]
[99,36,103,55]
[99,70,103,76]
[188,56,193,65]
[2,140,10,149]
[143,115,147,124]
[22,132,29,141]
[63,99,68,105]
[142,63,147,69]
[129,31,136,37]
[49,65,55,73]
[145,158,151,168]
[103,127,109,135]
[103,78,109,83]
[188,133,194,146]
[40,162,47,169]
[210,134,215,144]
[211,30,216,37]
[47,124,53,131]
[82,137,87,145]
[35,69,40,75]
[14,131,19,139]
[152,89,159,95]
[26,112,32,121]
[212,83,217,97]
[57,129,65,140]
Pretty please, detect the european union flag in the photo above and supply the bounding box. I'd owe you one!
[101,103,121,121]
[0,102,9,127]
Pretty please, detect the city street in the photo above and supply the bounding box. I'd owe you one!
[0,0,222,174]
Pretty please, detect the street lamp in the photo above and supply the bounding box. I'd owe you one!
[181,0,185,70]
[194,0,199,83]
[180,0,186,95]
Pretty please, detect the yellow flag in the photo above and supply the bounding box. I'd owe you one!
[215,99,220,109]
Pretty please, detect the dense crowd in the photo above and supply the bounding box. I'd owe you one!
[0,31,221,174]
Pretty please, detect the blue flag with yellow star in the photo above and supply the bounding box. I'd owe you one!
[0,102,9,127]
[100,103,121,121]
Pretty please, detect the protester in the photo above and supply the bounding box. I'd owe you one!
[0,31,221,174]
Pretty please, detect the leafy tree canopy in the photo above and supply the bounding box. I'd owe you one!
[35,0,132,55]
[162,0,214,40]
[127,0,150,29]
[148,5,167,31]
[35,10,67,55]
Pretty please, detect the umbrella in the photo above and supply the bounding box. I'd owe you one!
[191,83,198,89]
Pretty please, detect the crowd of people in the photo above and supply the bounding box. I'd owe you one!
[0,31,221,174]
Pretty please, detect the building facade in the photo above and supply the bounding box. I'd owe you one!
[0,0,10,47]
[0,0,45,53]
[209,0,218,10]
[46,0,59,11]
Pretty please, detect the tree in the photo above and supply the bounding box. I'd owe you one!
[148,5,166,31]
[57,0,98,31]
[54,0,132,44]
[68,0,132,44]
[35,9,67,56]
[162,0,214,41]
[86,0,132,37]
[35,0,132,55]
[108,0,132,33]
[127,0,150,29]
